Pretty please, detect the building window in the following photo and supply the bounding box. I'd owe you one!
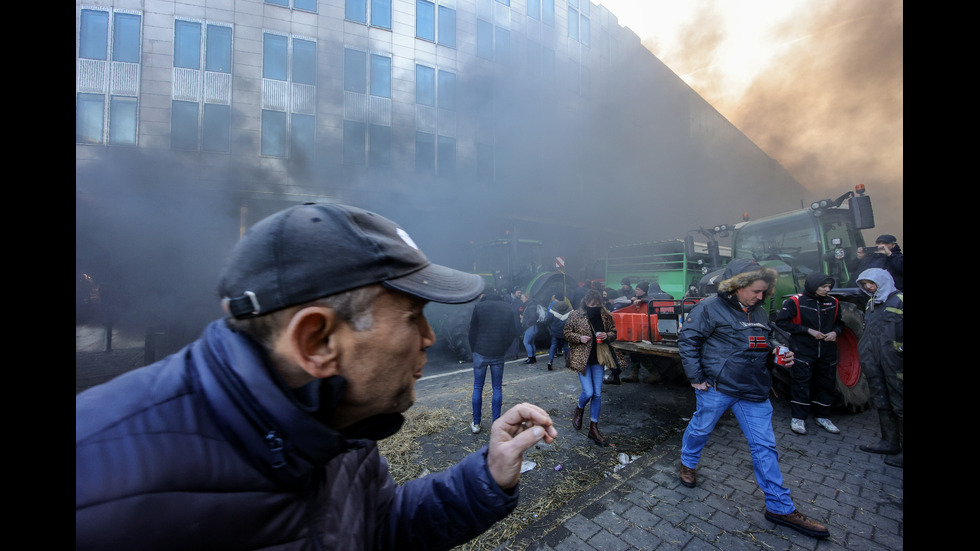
[265,0,318,12]
[112,13,141,63]
[417,1,456,48]
[79,9,109,60]
[414,64,457,177]
[344,49,392,166]
[416,65,435,106]
[76,8,141,145]
[527,0,555,26]
[346,0,391,30]
[568,0,590,46]
[371,54,392,98]
[346,49,391,97]
[263,34,288,81]
[171,100,199,150]
[416,64,456,110]
[203,104,231,152]
[76,93,106,144]
[344,121,391,166]
[261,33,317,158]
[172,20,233,152]
[477,19,510,62]
[206,25,232,72]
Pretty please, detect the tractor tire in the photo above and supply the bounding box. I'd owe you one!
[836,302,870,412]
[443,305,475,362]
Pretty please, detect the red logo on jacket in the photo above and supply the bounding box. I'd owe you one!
[748,336,768,349]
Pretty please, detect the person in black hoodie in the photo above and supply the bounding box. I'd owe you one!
[775,272,844,436]
[546,293,572,371]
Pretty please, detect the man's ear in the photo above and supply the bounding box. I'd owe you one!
[280,306,344,380]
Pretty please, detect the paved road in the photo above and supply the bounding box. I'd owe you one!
[497,394,904,551]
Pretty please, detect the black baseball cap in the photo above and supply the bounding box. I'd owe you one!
[875,234,897,244]
[219,203,485,318]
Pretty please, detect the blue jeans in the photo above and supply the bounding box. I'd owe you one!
[472,352,504,425]
[577,363,604,422]
[548,336,568,364]
[680,387,795,514]
[523,325,539,358]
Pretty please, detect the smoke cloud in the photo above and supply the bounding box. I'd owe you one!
[639,0,903,244]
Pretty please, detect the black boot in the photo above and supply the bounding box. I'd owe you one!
[572,407,584,431]
[588,421,612,447]
[546,362,553,371]
[523,356,537,364]
[607,368,622,385]
[884,419,904,468]
[860,410,901,455]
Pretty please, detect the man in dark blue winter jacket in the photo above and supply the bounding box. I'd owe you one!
[76,203,558,551]
[677,259,831,540]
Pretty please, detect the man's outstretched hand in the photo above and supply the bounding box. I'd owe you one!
[487,403,558,489]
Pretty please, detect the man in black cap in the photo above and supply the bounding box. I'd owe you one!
[852,234,903,290]
[76,203,558,550]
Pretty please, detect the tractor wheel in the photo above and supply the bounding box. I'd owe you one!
[836,302,870,412]
[443,305,475,362]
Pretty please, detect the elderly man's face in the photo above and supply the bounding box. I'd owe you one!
[338,288,435,421]
[734,280,769,307]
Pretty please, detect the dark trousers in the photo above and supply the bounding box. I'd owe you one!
[789,355,836,420]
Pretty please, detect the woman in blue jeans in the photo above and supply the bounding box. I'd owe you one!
[563,289,625,447]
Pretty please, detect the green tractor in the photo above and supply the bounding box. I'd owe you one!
[696,185,877,411]
[427,236,571,362]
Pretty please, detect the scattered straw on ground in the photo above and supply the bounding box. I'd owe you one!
[379,404,634,551]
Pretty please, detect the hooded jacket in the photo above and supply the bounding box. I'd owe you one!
[856,268,903,361]
[774,272,844,363]
[547,300,572,338]
[76,320,518,550]
[520,297,541,331]
[678,259,779,401]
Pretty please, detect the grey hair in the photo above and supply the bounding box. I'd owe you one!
[226,285,383,352]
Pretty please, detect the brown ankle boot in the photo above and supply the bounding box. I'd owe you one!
[588,421,611,447]
[572,407,584,430]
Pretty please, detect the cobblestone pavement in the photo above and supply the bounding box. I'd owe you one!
[499,399,903,551]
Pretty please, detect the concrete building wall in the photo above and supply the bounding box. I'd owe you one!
[76,0,807,339]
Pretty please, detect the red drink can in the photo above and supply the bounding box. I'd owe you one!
[776,346,789,366]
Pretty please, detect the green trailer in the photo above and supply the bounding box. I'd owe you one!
[604,239,730,298]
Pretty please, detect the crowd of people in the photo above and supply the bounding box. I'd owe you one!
[76,201,902,547]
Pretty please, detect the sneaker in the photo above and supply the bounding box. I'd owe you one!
[764,509,830,538]
[791,418,806,434]
[470,423,481,434]
[815,418,840,434]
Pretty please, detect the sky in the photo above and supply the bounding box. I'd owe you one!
[597,0,903,245]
